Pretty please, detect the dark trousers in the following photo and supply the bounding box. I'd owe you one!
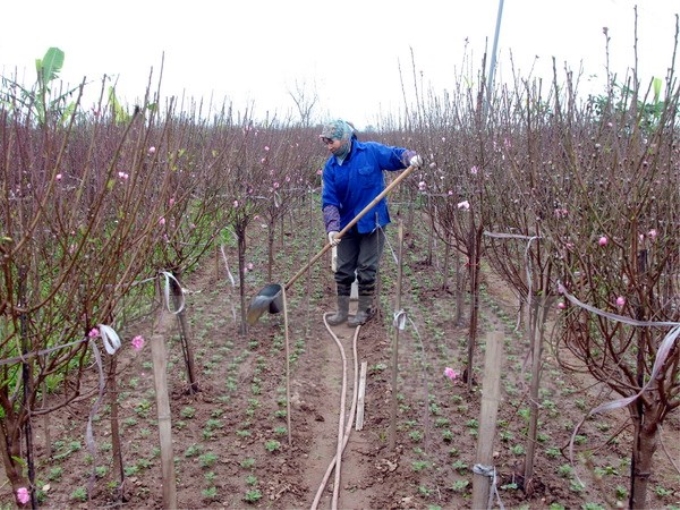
[334,228,385,297]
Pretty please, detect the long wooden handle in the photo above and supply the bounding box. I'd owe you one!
[284,164,417,289]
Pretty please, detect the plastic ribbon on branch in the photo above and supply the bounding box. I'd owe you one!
[483,231,542,332]
[98,324,121,355]
[160,270,186,314]
[393,309,407,331]
[557,283,680,475]
[472,464,505,510]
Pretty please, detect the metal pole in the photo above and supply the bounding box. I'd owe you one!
[485,0,505,114]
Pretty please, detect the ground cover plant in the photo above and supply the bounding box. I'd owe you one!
[1,39,679,509]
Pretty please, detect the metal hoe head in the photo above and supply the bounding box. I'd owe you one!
[246,283,283,325]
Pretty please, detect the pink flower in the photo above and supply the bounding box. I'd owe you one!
[233,200,239,208]
[264,146,270,152]
[16,487,29,505]
[616,296,626,308]
[598,236,608,246]
[118,171,129,180]
[246,262,254,271]
[273,181,280,189]
[447,190,454,196]
[56,173,62,181]
[444,367,459,381]
[169,198,175,206]
[470,166,478,175]
[557,302,566,309]
[457,200,470,211]
[158,217,166,226]
[88,328,100,338]
[131,335,145,351]
[647,229,657,240]
[148,146,156,154]
[418,181,426,191]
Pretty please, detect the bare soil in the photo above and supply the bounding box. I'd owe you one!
[2,223,679,510]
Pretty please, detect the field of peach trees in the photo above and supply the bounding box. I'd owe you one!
[0,44,679,509]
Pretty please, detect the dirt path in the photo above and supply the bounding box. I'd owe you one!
[299,306,375,510]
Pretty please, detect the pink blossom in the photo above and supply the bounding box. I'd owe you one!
[246,262,254,271]
[273,182,280,189]
[598,236,608,246]
[557,302,566,309]
[616,296,626,308]
[647,229,657,240]
[429,162,437,169]
[444,367,459,381]
[470,166,478,175]
[264,146,270,152]
[118,171,129,180]
[56,173,62,181]
[233,200,239,208]
[553,208,568,218]
[457,200,470,211]
[131,335,145,351]
[169,198,175,206]
[88,328,100,338]
[418,181,427,191]
[447,190,454,196]
[16,487,29,505]
[148,146,156,154]
[158,217,166,226]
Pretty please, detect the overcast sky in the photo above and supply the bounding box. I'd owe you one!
[1,0,677,129]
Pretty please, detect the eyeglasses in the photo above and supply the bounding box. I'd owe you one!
[321,137,334,145]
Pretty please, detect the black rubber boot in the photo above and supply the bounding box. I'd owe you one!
[327,295,350,326]
[348,295,373,327]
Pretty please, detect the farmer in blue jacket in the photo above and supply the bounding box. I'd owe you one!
[320,119,422,326]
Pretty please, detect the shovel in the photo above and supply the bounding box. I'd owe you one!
[246,164,417,325]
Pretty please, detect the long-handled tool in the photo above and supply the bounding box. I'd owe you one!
[246,164,417,325]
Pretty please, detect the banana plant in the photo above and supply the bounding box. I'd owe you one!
[0,46,80,125]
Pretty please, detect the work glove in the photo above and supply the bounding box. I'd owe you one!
[410,154,424,168]
[328,230,340,247]
[331,246,338,272]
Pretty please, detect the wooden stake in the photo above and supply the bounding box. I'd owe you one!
[471,331,504,509]
[151,332,177,509]
[355,361,367,431]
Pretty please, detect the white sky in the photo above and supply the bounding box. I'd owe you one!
[1,0,677,129]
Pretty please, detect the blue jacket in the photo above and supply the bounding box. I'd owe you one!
[321,139,410,234]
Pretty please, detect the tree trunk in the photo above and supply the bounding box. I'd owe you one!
[171,270,199,394]
[109,356,125,502]
[237,223,248,335]
[628,411,658,509]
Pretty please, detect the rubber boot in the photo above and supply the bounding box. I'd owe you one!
[327,295,350,326]
[348,295,373,327]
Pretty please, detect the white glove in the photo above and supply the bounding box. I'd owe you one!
[410,155,423,168]
[328,231,340,246]
[331,246,338,272]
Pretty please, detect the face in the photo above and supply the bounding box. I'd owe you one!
[321,137,342,154]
